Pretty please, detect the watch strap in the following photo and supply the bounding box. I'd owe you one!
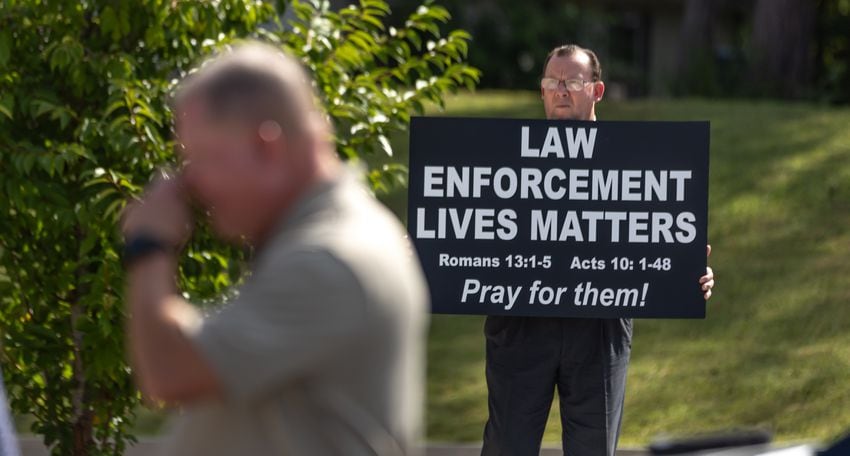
[122,234,174,268]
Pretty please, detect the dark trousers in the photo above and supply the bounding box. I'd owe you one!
[481,316,632,456]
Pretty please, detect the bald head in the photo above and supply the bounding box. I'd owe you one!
[173,42,339,245]
[174,42,328,140]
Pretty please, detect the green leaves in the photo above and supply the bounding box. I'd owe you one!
[45,36,85,72]
[282,0,479,188]
[0,30,10,68]
[30,99,77,130]
[99,5,132,42]
[0,0,478,455]
[0,94,13,120]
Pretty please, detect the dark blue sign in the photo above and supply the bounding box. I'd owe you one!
[407,117,710,318]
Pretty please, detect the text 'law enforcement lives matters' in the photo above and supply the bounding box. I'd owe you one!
[407,117,710,319]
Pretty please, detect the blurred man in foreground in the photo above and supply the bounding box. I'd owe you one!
[122,42,428,456]
[481,44,715,456]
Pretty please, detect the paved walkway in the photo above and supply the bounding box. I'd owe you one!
[18,437,648,455]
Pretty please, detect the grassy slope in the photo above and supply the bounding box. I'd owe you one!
[379,92,850,446]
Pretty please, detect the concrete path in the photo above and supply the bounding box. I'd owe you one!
[18,437,648,455]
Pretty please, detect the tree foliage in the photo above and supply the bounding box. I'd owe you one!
[283,0,480,190]
[815,0,850,103]
[393,0,586,90]
[0,0,478,454]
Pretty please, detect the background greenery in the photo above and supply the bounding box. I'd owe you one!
[380,0,850,103]
[3,0,850,452]
[385,92,850,446]
[128,92,850,448]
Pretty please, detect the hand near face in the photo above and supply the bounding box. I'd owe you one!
[121,173,194,248]
[700,244,714,301]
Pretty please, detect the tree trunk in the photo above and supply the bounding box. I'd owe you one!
[70,231,93,456]
[674,0,717,94]
[70,300,93,456]
[676,0,715,77]
[750,0,816,97]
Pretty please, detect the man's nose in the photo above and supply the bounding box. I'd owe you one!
[554,82,568,94]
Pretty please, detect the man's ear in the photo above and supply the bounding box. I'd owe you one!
[593,81,605,102]
[256,120,286,163]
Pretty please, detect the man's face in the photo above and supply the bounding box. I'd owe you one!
[541,51,605,121]
[176,101,293,242]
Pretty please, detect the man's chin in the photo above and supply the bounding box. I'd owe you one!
[549,108,595,121]
[549,107,578,120]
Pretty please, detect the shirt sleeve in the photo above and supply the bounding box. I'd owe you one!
[188,248,370,401]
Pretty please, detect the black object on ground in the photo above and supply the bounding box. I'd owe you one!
[649,429,773,455]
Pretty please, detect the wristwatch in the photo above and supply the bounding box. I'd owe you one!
[122,233,175,268]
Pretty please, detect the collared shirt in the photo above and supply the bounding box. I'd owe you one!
[161,172,429,455]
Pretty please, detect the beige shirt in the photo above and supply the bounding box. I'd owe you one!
[161,173,429,456]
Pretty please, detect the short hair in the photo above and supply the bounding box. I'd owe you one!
[172,41,325,138]
[541,44,602,81]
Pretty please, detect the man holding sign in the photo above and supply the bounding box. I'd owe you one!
[477,45,715,455]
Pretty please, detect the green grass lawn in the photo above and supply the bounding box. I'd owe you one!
[113,92,850,448]
[377,91,850,446]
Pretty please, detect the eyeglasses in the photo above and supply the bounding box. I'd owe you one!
[540,77,595,92]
